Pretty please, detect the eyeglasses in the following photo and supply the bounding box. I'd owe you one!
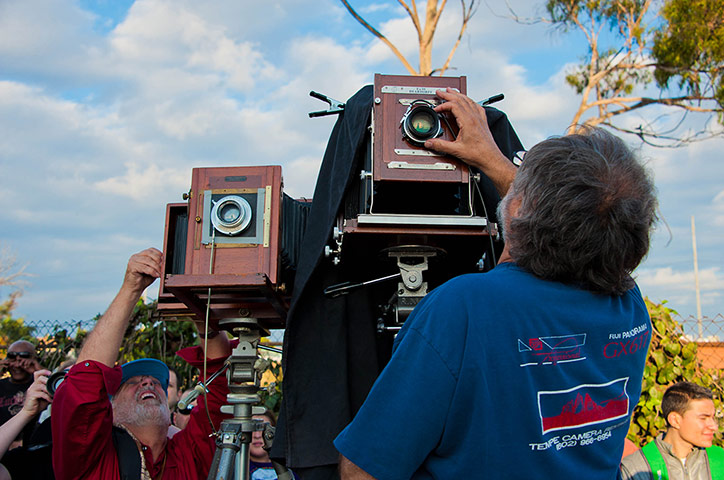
[176,405,194,416]
[6,352,33,360]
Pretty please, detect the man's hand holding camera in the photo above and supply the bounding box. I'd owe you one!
[0,368,52,461]
[19,369,52,419]
[425,88,517,196]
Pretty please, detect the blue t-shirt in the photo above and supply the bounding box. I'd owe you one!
[249,460,300,479]
[335,263,650,480]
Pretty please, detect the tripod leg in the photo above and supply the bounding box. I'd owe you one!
[237,442,250,480]
[208,445,238,480]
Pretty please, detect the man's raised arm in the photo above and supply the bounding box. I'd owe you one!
[76,248,163,367]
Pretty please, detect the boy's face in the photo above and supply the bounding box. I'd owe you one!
[674,398,718,448]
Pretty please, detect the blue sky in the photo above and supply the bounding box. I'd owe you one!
[1,0,722,334]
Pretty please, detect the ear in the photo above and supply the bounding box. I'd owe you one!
[667,411,682,430]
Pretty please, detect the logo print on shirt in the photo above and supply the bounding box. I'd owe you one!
[518,334,586,367]
[537,378,630,435]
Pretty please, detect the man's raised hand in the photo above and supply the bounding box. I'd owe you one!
[425,88,516,196]
[123,247,163,294]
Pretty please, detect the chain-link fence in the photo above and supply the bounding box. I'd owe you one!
[677,313,724,370]
[2,319,284,348]
[23,318,97,339]
[7,314,723,380]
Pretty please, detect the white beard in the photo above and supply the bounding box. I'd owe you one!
[112,395,171,428]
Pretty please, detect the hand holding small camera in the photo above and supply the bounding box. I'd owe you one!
[20,369,52,419]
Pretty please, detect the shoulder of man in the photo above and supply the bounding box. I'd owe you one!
[620,447,653,480]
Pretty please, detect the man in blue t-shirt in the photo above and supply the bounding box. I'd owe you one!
[334,88,658,480]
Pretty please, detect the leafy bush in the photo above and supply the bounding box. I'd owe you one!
[628,299,723,447]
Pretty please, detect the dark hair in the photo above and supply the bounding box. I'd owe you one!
[257,408,276,426]
[504,128,657,295]
[167,366,181,388]
[662,382,714,426]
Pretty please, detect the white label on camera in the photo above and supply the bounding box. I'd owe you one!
[388,160,455,170]
[382,86,459,95]
[393,149,442,157]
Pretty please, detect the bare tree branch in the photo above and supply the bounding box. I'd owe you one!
[339,0,418,75]
[506,0,723,145]
[438,1,478,76]
[341,0,478,76]
[0,247,28,292]
[398,0,423,39]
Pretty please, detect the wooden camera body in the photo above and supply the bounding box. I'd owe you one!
[158,166,289,328]
[371,73,469,187]
[327,75,498,329]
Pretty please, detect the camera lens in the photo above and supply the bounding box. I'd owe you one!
[400,100,444,146]
[219,203,241,223]
[210,195,253,235]
[409,110,436,136]
[48,369,69,397]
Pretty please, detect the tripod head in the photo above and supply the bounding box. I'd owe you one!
[207,317,292,480]
[219,317,271,395]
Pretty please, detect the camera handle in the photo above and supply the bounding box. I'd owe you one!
[478,93,504,106]
[323,245,444,332]
[308,91,346,117]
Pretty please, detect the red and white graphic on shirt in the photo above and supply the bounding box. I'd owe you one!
[518,333,586,366]
[537,378,630,435]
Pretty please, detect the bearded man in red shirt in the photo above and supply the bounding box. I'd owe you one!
[52,248,231,480]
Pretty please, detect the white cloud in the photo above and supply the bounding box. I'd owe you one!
[94,162,189,201]
[359,3,395,14]
[283,156,324,199]
[636,266,723,290]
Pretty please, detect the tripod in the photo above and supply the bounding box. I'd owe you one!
[206,317,292,480]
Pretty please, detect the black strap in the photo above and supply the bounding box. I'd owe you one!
[112,426,142,480]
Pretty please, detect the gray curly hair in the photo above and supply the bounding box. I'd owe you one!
[501,128,657,295]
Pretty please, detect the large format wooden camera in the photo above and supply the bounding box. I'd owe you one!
[157,166,297,329]
[158,74,511,332]
[324,74,501,330]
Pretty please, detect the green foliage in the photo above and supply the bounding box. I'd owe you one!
[546,0,649,39]
[628,298,724,447]
[543,0,724,139]
[0,293,36,353]
[258,357,283,417]
[652,0,724,107]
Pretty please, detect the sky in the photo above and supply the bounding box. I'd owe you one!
[0,0,722,336]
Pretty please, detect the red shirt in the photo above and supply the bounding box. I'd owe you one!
[51,347,229,480]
